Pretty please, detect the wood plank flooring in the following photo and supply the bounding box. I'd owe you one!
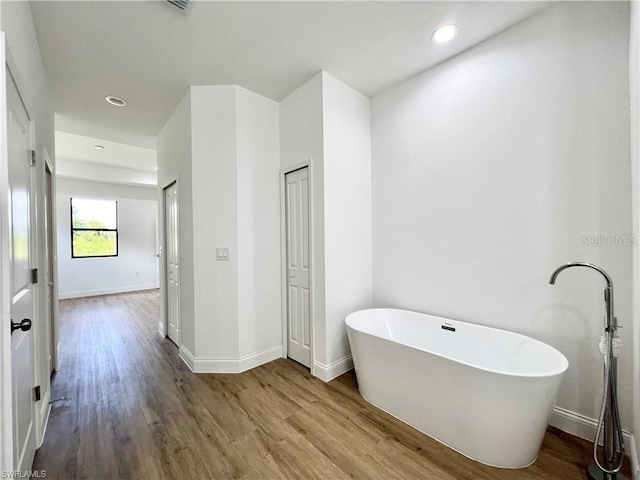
[33,291,632,479]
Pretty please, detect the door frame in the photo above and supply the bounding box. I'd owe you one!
[280,160,315,376]
[31,148,55,449]
[159,178,180,345]
[43,152,58,374]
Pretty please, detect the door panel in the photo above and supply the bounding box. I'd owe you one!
[164,183,179,346]
[285,167,311,367]
[7,68,36,472]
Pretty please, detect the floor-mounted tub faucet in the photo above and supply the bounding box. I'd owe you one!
[549,262,626,480]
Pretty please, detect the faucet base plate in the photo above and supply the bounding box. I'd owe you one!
[587,463,628,480]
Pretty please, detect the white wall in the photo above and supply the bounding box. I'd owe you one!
[157,92,195,353]
[280,73,327,366]
[372,0,632,433]
[322,73,373,369]
[56,178,158,299]
[236,87,282,358]
[630,0,640,474]
[1,0,55,460]
[1,3,53,157]
[280,72,372,379]
[190,85,239,360]
[158,85,281,370]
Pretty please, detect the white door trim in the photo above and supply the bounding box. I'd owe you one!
[43,152,58,373]
[34,151,56,448]
[280,159,315,376]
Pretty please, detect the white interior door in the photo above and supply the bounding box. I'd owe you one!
[7,68,36,472]
[285,167,311,368]
[164,182,180,346]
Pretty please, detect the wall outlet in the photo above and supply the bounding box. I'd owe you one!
[216,248,230,261]
[135,271,140,277]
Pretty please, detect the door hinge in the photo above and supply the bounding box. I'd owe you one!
[34,385,41,402]
[31,268,38,284]
[30,150,36,166]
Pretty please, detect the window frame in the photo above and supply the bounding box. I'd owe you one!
[70,198,119,259]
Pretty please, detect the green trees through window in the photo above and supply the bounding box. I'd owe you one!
[71,198,118,258]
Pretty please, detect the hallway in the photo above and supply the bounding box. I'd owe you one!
[33,291,625,479]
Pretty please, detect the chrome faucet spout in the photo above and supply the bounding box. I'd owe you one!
[549,262,613,289]
[549,262,615,330]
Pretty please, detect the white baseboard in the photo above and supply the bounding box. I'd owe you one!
[157,321,164,337]
[238,346,283,372]
[179,346,196,371]
[550,406,633,455]
[179,346,282,374]
[313,355,353,382]
[59,284,159,300]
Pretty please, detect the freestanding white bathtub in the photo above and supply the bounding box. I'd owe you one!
[345,308,568,469]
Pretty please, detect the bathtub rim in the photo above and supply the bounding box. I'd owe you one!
[346,307,569,379]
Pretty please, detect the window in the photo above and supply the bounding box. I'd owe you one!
[71,198,118,258]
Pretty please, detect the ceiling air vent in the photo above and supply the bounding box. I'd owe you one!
[165,0,192,14]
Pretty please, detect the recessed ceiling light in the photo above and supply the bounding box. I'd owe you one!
[94,145,105,150]
[105,95,128,107]
[432,24,459,44]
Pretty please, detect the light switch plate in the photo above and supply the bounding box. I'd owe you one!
[216,247,230,261]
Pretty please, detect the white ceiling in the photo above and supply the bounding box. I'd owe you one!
[55,131,158,185]
[56,132,157,172]
[31,1,550,149]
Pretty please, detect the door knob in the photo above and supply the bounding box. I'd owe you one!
[290,273,295,278]
[11,318,32,334]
